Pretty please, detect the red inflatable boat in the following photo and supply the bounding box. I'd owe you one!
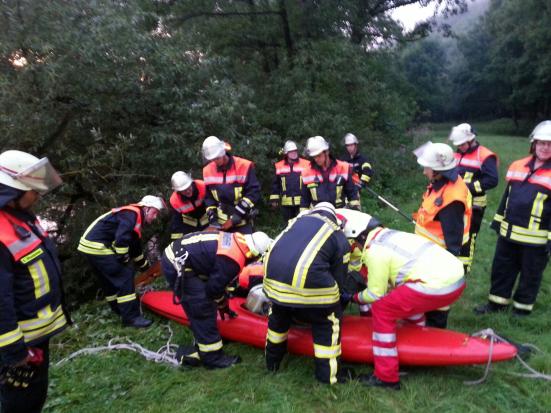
[141,290,517,366]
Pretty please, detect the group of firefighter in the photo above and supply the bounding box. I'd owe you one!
[1,120,551,411]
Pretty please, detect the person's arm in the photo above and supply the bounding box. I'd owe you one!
[330,234,350,292]
[112,210,139,257]
[300,175,312,211]
[0,246,28,365]
[205,256,241,300]
[344,166,360,210]
[270,167,282,206]
[234,165,261,221]
[437,201,465,256]
[355,246,390,304]
[360,154,374,186]
[468,156,499,195]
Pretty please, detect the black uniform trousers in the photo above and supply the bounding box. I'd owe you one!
[280,206,300,222]
[490,236,548,311]
[266,303,342,384]
[179,272,225,366]
[1,340,49,413]
[86,255,140,322]
[459,206,485,273]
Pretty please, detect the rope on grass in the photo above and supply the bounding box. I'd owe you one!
[464,328,551,385]
[55,324,181,368]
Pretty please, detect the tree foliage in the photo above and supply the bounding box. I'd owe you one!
[0,0,467,302]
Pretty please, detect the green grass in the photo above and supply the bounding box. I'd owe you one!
[46,126,551,413]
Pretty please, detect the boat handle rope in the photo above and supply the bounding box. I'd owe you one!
[464,328,551,385]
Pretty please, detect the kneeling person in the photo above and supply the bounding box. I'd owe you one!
[161,230,271,369]
[339,210,465,389]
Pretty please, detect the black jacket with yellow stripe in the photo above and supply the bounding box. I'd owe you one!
[491,156,551,246]
[0,208,67,365]
[263,211,350,308]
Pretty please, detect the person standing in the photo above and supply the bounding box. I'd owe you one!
[77,195,165,328]
[202,136,261,234]
[161,230,272,368]
[263,202,353,384]
[301,136,360,211]
[475,121,551,317]
[413,142,471,328]
[269,141,309,221]
[339,133,374,190]
[0,150,69,413]
[449,124,498,272]
[169,171,208,240]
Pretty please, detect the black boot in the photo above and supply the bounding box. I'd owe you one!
[425,310,449,328]
[473,302,509,315]
[204,354,242,370]
[176,345,202,367]
[122,315,153,328]
[358,373,400,390]
[336,366,356,383]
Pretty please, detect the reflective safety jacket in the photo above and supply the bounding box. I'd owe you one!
[270,158,309,207]
[300,158,360,209]
[77,204,145,263]
[169,180,208,239]
[414,176,472,252]
[203,155,261,226]
[339,151,373,188]
[263,211,350,307]
[454,143,498,208]
[163,231,254,299]
[0,209,68,364]
[492,156,551,246]
[356,228,464,305]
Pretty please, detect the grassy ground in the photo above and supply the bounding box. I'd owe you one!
[46,124,551,413]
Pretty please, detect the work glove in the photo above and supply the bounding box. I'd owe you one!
[340,292,353,307]
[118,253,130,264]
[214,295,237,320]
[207,208,218,225]
[0,347,43,389]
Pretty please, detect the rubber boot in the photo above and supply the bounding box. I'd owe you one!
[425,310,449,329]
[473,302,509,315]
[358,373,400,390]
[122,315,153,328]
[176,345,202,367]
[204,354,242,370]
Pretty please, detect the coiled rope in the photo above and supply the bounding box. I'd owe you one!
[55,324,180,368]
[464,328,551,385]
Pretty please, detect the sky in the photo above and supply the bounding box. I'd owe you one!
[391,2,438,31]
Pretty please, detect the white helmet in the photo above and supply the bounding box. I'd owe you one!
[244,231,273,257]
[0,150,62,194]
[202,136,226,161]
[171,171,193,192]
[449,123,476,146]
[311,201,336,218]
[530,120,551,142]
[336,208,380,239]
[306,136,330,157]
[415,142,457,171]
[343,133,359,145]
[138,195,165,211]
[283,140,298,154]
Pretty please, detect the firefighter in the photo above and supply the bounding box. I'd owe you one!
[342,210,465,389]
[413,142,472,328]
[339,133,374,190]
[77,195,165,328]
[475,120,551,317]
[160,230,272,368]
[202,136,261,234]
[0,150,69,413]
[449,124,499,273]
[263,202,353,384]
[169,171,208,240]
[300,136,360,211]
[269,140,309,221]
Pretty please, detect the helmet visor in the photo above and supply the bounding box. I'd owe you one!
[14,157,63,195]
